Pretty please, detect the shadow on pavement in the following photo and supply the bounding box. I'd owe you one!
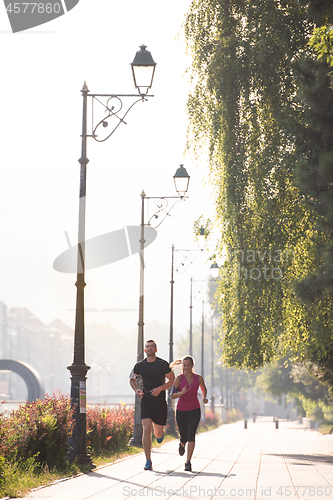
[268,453,333,464]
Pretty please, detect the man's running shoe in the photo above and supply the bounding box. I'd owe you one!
[179,442,185,456]
[185,461,192,472]
[156,435,164,444]
[144,459,152,470]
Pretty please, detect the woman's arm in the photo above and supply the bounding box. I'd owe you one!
[171,385,187,400]
[170,375,186,400]
[199,375,208,404]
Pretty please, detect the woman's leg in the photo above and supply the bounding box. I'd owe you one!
[186,408,201,462]
[176,409,189,445]
[186,441,195,462]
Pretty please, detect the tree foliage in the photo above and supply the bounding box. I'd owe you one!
[256,358,333,420]
[184,0,333,379]
[309,25,333,67]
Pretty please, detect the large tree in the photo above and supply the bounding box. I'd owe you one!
[184,1,333,379]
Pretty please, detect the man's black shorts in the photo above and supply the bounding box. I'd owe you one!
[140,395,167,425]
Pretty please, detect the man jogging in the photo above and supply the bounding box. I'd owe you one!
[130,339,175,470]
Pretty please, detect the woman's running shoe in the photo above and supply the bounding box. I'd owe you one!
[179,442,185,456]
[184,461,192,471]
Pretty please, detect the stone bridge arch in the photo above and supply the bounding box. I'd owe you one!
[0,360,45,401]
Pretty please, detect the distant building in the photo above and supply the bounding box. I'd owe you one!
[0,302,74,400]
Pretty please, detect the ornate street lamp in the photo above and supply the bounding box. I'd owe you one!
[173,164,190,198]
[66,46,156,466]
[197,226,206,250]
[130,166,190,446]
[210,262,219,280]
[131,45,156,95]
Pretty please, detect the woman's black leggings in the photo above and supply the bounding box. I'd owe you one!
[176,407,201,444]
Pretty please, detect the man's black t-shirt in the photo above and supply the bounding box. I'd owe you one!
[133,357,171,401]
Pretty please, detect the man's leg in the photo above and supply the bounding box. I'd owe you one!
[153,423,164,440]
[152,398,167,443]
[142,418,153,461]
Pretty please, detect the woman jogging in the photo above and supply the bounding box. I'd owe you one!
[170,355,208,472]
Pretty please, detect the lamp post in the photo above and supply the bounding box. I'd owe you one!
[190,265,220,422]
[210,314,215,416]
[209,262,219,416]
[66,45,156,465]
[130,166,190,446]
[169,236,206,359]
[201,299,205,421]
[168,236,205,434]
[217,360,225,422]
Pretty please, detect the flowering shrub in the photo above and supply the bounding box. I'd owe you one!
[0,394,74,469]
[86,404,134,456]
[0,397,134,473]
[203,410,219,427]
[0,398,134,497]
[226,408,243,423]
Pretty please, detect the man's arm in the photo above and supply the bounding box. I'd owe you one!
[129,369,143,398]
[150,370,175,397]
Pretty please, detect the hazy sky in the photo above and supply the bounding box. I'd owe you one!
[0,1,218,355]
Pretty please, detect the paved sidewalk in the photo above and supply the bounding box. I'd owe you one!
[19,417,333,500]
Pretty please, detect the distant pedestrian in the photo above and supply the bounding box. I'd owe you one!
[171,355,208,472]
[130,340,175,471]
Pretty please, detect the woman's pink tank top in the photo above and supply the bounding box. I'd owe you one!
[177,373,200,411]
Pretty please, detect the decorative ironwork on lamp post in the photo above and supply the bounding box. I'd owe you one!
[66,45,156,466]
[129,166,190,447]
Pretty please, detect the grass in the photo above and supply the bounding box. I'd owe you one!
[90,445,142,468]
[197,422,220,433]
[0,457,73,499]
[0,446,143,499]
[317,424,333,435]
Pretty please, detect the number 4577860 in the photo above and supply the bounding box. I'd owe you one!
[6,3,61,14]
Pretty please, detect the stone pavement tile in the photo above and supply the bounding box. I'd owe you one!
[317,465,333,473]
[200,461,237,477]
[22,473,120,500]
[287,472,332,488]
[227,466,259,477]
